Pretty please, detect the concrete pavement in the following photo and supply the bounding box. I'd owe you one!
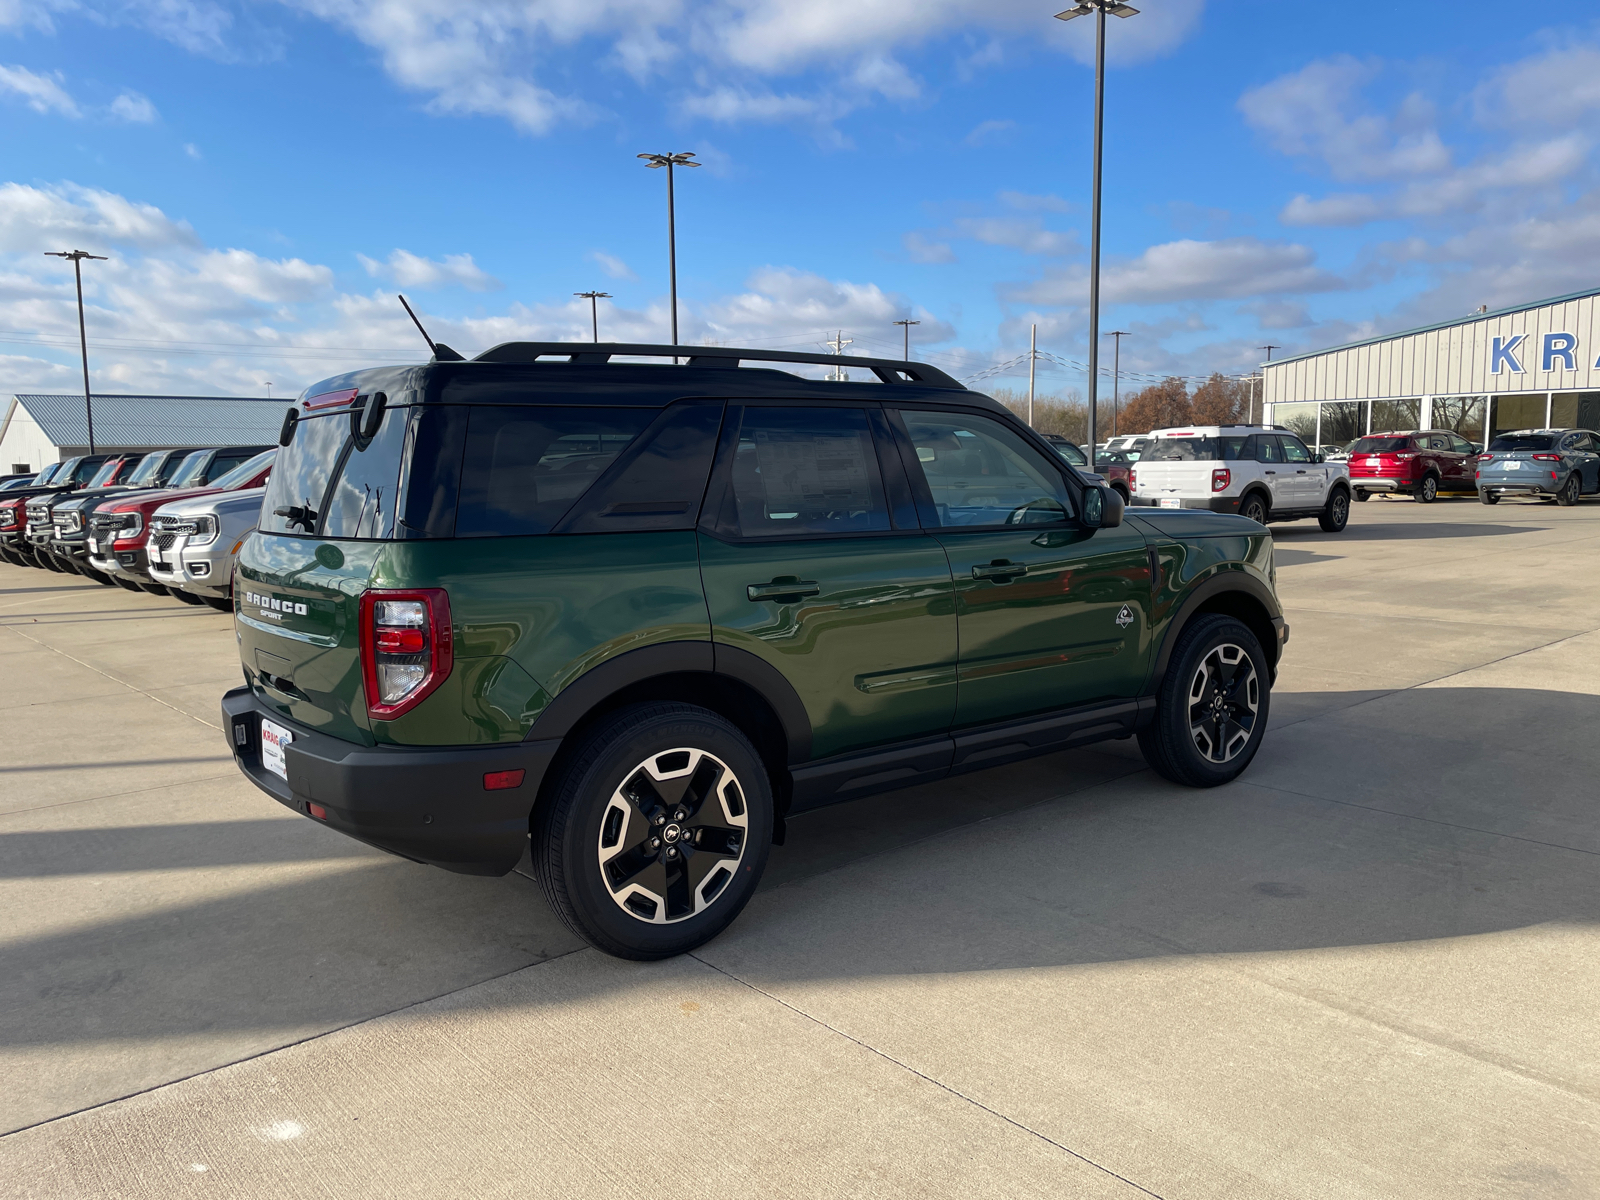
[2,493,1599,1197]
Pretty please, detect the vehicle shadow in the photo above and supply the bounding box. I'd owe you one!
[1275,522,1545,540]
[3,687,1595,1068]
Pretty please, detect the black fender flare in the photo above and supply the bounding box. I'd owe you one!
[1238,484,1272,515]
[521,640,812,764]
[1150,570,1284,692]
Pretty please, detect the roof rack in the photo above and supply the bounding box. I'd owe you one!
[471,342,963,389]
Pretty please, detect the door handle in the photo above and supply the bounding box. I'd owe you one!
[746,579,820,601]
[971,560,1028,581]
[1296,469,1307,474]
[1264,470,1277,475]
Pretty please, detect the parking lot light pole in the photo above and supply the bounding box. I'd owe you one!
[575,291,611,342]
[45,249,107,454]
[894,318,920,360]
[1258,345,1278,426]
[637,152,699,347]
[1055,0,1138,457]
[1108,330,1129,438]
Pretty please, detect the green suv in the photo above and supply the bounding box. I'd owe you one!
[222,343,1287,959]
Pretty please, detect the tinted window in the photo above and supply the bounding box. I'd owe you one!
[557,401,723,535]
[1575,433,1598,451]
[88,460,122,486]
[1256,436,1283,463]
[322,409,406,539]
[901,410,1072,528]
[169,451,213,488]
[1558,433,1582,452]
[1049,439,1088,466]
[1281,436,1312,463]
[123,452,168,487]
[1351,437,1413,454]
[212,449,276,491]
[455,406,653,538]
[1145,437,1218,461]
[728,407,888,537]
[1450,434,1474,454]
[262,416,344,533]
[1487,434,1556,453]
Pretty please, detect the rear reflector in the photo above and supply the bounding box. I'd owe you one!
[1211,468,1230,492]
[308,803,328,820]
[484,769,525,791]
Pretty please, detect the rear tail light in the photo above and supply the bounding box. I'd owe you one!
[1392,452,1417,460]
[1532,454,1560,461]
[359,588,453,719]
[1128,467,1137,488]
[1479,454,1494,462]
[1211,468,1230,492]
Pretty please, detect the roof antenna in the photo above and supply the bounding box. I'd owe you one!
[398,294,464,362]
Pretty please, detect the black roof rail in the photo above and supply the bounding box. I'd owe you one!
[471,341,964,390]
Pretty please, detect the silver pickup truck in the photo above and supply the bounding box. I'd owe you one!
[146,486,265,610]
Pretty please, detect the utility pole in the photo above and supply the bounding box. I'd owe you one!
[894,318,920,360]
[45,249,107,454]
[1108,330,1129,439]
[637,152,699,347]
[264,382,273,399]
[1055,0,1139,459]
[1259,345,1279,426]
[1028,323,1037,428]
[575,291,611,342]
[824,331,853,382]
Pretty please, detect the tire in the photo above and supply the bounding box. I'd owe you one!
[1138,614,1271,788]
[169,588,205,605]
[1112,484,1129,504]
[1479,489,1499,505]
[138,582,169,596]
[114,576,143,592]
[1353,490,1369,501]
[534,702,774,960]
[1556,473,1581,507]
[1238,492,1269,525]
[203,595,233,612]
[1415,475,1439,503]
[86,568,116,586]
[1318,487,1350,533]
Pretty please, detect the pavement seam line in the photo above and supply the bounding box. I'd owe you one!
[688,952,1166,1199]
[0,945,589,1141]
[0,623,222,732]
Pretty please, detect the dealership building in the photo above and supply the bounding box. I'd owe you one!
[0,393,283,475]
[1262,285,1600,451]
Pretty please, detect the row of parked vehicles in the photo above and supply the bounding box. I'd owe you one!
[0,444,276,607]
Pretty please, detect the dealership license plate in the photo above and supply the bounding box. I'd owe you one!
[150,545,165,565]
[87,538,98,554]
[1502,461,1521,470]
[260,717,292,781]
[1160,498,1182,509]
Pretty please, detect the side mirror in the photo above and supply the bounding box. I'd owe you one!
[1082,484,1123,530]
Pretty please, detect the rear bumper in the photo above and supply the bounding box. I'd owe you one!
[1131,495,1243,513]
[1350,477,1406,491]
[1480,481,1553,494]
[221,686,558,876]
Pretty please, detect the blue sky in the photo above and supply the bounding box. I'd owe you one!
[3,0,1600,399]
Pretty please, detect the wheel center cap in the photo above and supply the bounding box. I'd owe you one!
[662,824,682,844]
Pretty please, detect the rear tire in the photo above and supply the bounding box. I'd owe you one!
[1557,473,1581,506]
[1479,489,1499,505]
[1318,488,1350,533]
[1139,614,1270,787]
[1238,492,1269,525]
[1353,489,1369,501]
[534,702,773,960]
[1416,475,1439,503]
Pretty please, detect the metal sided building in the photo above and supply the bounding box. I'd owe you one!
[1261,286,1600,452]
[0,393,285,475]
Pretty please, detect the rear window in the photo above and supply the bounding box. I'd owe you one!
[1487,434,1556,453]
[454,407,653,537]
[1145,436,1250,461]
[261,406,407,538]
[1350,437,1417,454]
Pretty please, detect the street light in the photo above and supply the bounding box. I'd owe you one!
[1108,329,1129,438]
[1257,345,1279,425]
[44,249,107,454]
[575,291,612,342]
[1055,0,1138,457]
[894,318,921,360]
[637,152,700,346]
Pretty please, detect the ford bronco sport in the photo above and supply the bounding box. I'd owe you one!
[223,343,1288,959]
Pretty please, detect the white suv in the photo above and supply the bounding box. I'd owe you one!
[1130,425,1352,532]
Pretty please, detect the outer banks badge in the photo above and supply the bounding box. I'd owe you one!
[1115,604,1135,629]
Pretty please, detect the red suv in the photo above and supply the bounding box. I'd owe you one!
[1347,430,1480,502]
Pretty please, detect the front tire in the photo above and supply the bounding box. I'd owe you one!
[1238,492,1269,525]
[1557,473,1581,506]
[1318,488,1350,532]
[1138,614,1270,788]
[534,703,773,960]
[1416,475,1439,503]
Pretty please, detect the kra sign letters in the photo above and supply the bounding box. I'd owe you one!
[1491,332,1598,374]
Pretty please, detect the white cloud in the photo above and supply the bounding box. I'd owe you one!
[589,251,635,281]
[0,182,198,252]
[109,90,157,122]
[1011,237,1345,306]
[953,216,1076,256]
[1475,44,1600,128]
[0,64,79,116]
[357,248,500,292]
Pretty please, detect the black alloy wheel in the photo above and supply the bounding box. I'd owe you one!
[1557,473,1581,507]
[535,702,773,959]
[1239,493,1269,525]
[1318,488,1350,533]
[1479,489,1499,505]
[1416,475,1439,503]
[1138,613,1270,787]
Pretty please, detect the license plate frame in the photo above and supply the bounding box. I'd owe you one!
[1159,498,1182,509]
[260,716,292,781]
[87,537,98,555]
[1503,461,1521,470]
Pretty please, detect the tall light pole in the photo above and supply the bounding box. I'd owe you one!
[894,318,920,360]
[1055,0,1138,456]
[1108,329,1129,439]
[45,249,107,454]
[575,291,611,342]
[1259,345,1279,425]
[637,152,699,346]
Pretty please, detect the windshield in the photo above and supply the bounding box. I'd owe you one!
[31,464,58,484]
[1487,434,1556,453]
[123,452,169,487]
[88,460,122,486]
[168,450,212,488]
[1351,436,1417,454]
[214,448,276,490]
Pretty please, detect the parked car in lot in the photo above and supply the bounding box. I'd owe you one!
[222,344,1288,961]
[24,455,140,572]
[45,449,202,579]
[1101,434,1152,459]
[0,456,116,566]
[1042,435,1133,501]
[1477,428,1600,505]
[146,485,266,609]
[1131,425,1353,532]
[87,448,275,593]
[1347,430,1481,502]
